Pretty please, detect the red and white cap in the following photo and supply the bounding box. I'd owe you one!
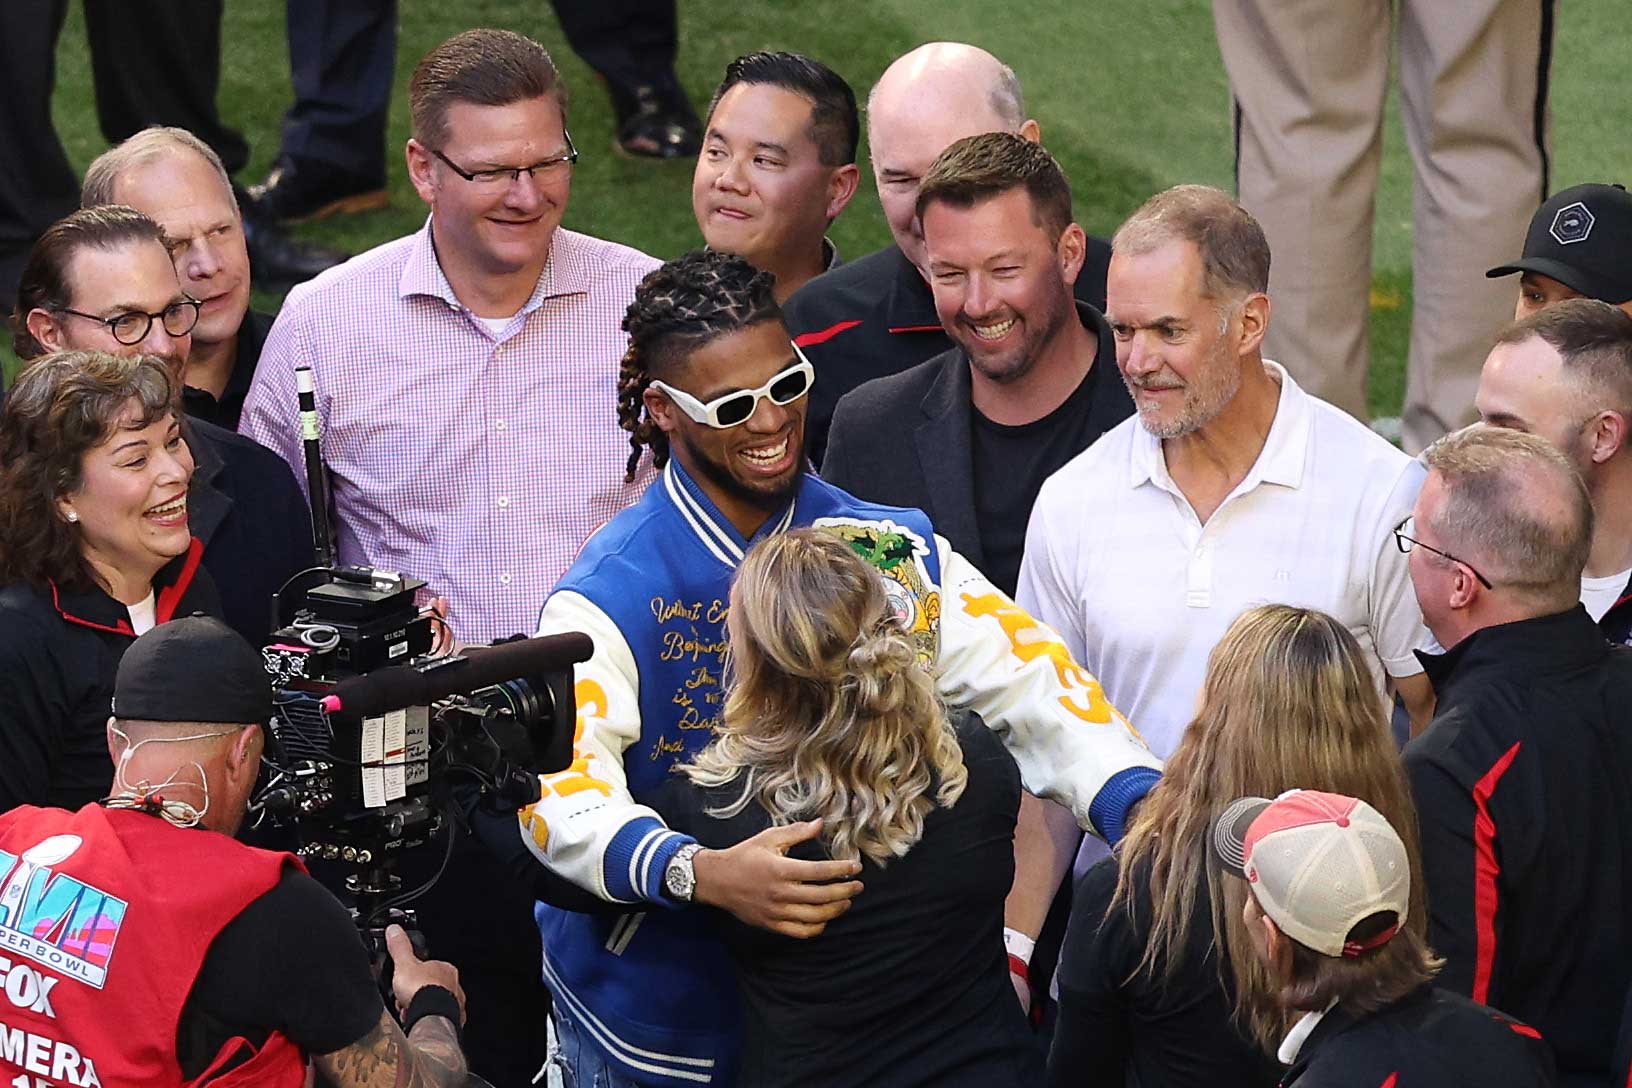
[1210,789,1409,959]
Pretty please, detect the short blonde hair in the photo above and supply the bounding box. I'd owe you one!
[1422,424,1592,607]
[81,126,236,212]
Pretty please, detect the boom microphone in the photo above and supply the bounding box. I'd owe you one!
[319,632,594,721]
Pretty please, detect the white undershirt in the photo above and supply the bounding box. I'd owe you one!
[1278,1004,1335,1064]
[127,592,157,635]
[477,315,514,336]
[1580,568,1631,622]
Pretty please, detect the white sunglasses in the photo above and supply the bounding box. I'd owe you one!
[650,344,816,429]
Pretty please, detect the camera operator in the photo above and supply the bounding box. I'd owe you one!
[0,615,469,1087]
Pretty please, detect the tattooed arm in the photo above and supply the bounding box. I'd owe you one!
[314,1008,467,1088]
[314,925,468,1088]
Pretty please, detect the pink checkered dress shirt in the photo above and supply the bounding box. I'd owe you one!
[240,220,659,644]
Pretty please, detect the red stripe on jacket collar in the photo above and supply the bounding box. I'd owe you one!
[50,537,205,636]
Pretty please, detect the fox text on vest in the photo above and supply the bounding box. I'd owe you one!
[0,960,54,1018]
[0,1022,101,1087]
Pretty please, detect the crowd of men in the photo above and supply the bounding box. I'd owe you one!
[2,16,1631,1088]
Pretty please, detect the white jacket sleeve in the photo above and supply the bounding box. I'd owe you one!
[934,537,1161,843]
[517,590,693,905]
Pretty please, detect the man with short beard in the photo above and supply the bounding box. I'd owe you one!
[824,133,1130,598]
[1018,185,1433,877]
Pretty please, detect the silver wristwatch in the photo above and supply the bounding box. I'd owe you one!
[664,842,704,902]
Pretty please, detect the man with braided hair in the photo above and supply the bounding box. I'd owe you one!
[496,249,1161,1086]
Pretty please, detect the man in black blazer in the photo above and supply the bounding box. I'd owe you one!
[822,133,1131,597]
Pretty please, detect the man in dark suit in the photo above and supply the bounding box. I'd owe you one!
[783,42,1111,466]
[823,133,1130,597]
[821,131,1133,1034]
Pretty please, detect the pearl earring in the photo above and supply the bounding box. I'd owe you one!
[66,511,79,523]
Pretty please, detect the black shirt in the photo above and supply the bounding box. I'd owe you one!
[184,416,316,647]
[784,241,1111,467]
[0,549,220,813]
[654,714,1035,1088]
[181,309,272,431]
[1049,856,1281,1088]
[1405,607,1632,1080]
[1281,986,1555,1087]
[178,867,384,1078]
[972,349,1104,596]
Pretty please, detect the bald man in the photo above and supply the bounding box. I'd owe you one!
[784,42,1111,466]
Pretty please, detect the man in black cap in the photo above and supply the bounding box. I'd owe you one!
[0,616,470,1087]
[1488,183,1632,321]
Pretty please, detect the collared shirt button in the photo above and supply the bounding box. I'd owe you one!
[497,496,510,509]
[495,418,507,431]
[499,573,512,585]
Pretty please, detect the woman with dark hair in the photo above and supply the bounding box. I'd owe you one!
[655,527,1034,1088]
[0,350,219,812]
[1047,604,1425,1087]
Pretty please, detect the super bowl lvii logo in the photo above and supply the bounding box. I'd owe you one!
[0,837,126,989]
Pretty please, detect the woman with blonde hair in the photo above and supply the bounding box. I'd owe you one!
[1046,604,1425,1087]
[656,527,1035,1087]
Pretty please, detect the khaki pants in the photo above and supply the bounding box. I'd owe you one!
[1214,0,1553,452]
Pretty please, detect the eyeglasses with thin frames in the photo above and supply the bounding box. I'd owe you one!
[432,132,579,188]
[1392,516,1494,590]
[55,299,202,346]
[650,346,817,429]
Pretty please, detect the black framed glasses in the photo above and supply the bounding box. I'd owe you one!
[56,299,201,346]
[432,133,579,188]
[1392,516,1494,590]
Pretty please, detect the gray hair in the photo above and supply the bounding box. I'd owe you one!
[1113,185,1271,305]
[1422,424,1593,608]
[81,126,237,212]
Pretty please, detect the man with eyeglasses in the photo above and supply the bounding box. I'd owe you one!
[239,29,657,1086]
[1400,423,1632,1086]
[1472,300,1632,645]
[241,27,656,647]
[471,247,1159,1086]
[10,204,314,649]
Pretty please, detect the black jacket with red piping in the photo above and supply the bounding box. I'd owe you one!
[782,238,1111,468]
[0,539,220,814]
[1403,606,1632,1082]
[1279,985,1555,1088]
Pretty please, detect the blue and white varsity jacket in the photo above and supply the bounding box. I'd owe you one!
[522,459,1161,1085]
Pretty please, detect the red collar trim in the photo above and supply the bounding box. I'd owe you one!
[49,537,205,636]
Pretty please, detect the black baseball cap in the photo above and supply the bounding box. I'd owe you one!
[1487,183,1632,305]
[112,615,272,725]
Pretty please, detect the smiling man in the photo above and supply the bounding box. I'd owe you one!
[81,127,263,430]
[236,30,657,1084]
[241,28,658,645]
[823,133,1130,598]
[485,247,1159,1087]
[691,52,859,304]
[782,42,1113,466]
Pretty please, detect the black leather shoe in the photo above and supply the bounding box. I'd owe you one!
[245,156,389,225]
[612,84,702,160]
[240,209,347,289]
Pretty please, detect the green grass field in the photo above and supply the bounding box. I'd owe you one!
[15,0,1630,413]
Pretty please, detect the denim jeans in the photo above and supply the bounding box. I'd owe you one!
[549,1006,646,1088]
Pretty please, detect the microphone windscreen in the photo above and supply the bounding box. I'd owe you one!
[324,632,594,719]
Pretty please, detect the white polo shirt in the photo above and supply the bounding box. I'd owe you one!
[1017,361,1428,763]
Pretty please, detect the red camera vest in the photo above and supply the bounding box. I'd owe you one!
[0,804,304,1087]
